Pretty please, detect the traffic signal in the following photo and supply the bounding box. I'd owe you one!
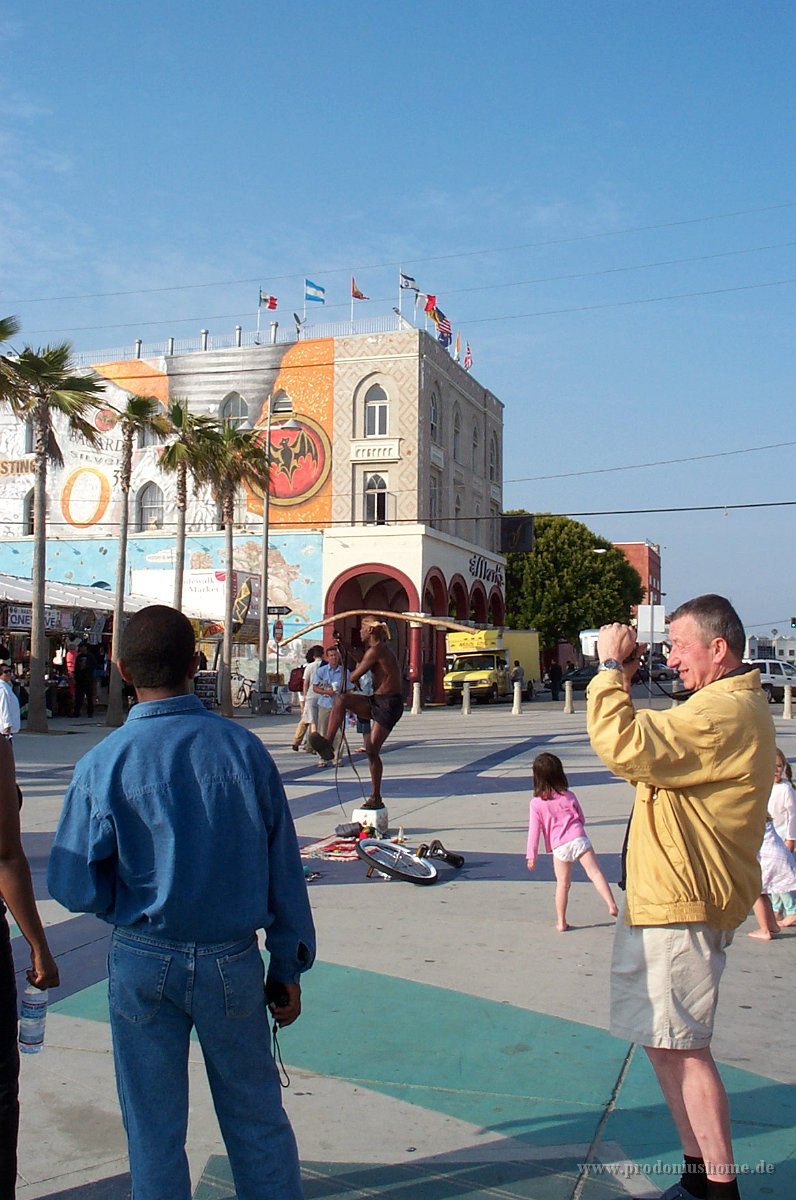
[791,617,796,629]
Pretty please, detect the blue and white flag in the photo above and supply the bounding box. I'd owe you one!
[304,279,325,303]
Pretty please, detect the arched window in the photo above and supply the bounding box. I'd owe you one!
[272,390,292,415]
[489,433,499,482]
[430,389,439,443]
[364,385,388,437]
[136,482,164,531]
[364,472,388,525]
[219,392,248,430]
[453,409,462,463]
[471,425,480,473]
[23,489,35,536]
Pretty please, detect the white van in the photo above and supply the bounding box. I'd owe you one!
[746,659,796,703]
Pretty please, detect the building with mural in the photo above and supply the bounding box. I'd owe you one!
[0,318,505,700]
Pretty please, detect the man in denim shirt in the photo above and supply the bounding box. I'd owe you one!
[48,606,315,1200]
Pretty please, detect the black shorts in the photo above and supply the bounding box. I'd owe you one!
[369,693,404,733]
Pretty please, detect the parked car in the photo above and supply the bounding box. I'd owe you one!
[745,659,796,703]
[650,661,678,681]
[561,665,599,691]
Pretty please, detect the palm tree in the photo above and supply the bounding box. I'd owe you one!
[0,317,22,403]
[1,340,104,732]
[206,425,270,717]
[105,395,172,727]
[157,399,222,611]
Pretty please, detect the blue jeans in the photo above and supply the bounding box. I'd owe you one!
[108,929,302,1200]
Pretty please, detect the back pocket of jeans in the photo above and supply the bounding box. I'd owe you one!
[216,937,264,1019]
[109,942,171,1024]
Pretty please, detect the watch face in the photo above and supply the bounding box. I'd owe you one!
[600,659,621,670]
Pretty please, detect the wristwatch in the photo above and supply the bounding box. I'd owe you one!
[599,659,622,671]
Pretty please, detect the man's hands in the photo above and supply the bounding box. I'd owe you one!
[596,623,638,665]
[28,944,59,991]
[267,980,301,1028]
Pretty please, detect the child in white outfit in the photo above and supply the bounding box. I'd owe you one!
[527,752,618,932]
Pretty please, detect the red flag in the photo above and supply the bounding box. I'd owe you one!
[424,294,437,314]
[259,290,278,309]
[351,276,369,300]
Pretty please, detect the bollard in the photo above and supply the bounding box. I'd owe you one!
[512,679,522,715]
[563,679,574,714]
[462,681,471,716]
[411,681,421,715]
[785,685,793,720]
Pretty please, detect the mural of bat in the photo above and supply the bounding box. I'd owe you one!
[272,429,319,487]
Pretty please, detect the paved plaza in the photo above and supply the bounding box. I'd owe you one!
[10,695,796,1199]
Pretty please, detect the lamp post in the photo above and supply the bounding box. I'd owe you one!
[257,405,301,693]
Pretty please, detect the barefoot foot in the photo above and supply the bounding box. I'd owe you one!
[748,929,772,940]
[556,923,571,933]
[777,913,796,928]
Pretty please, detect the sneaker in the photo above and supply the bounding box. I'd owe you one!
[307,732,334,762]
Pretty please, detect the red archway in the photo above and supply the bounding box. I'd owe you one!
[487,586,505,626]
[325,564,420,693]
[448,574,469,621]
[469,581,488,625]
[422,567,449,702]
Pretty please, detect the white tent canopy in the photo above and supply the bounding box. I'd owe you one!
[0,573,208,619]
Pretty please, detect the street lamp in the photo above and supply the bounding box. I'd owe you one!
[256,403,301,693]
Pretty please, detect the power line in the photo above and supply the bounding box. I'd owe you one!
[505,439,796,484]
[7,200,796,305]
[22,275,796,339]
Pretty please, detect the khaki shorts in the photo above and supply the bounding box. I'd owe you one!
[610,896,733,1050]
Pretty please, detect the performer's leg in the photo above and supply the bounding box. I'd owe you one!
[363,722,390,807]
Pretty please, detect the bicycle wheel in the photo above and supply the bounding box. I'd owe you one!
[355,839,438,885]
[232,683,249,708]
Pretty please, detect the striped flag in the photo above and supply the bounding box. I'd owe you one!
[259,291,278,309]
[463,342,473,370]
[304,279,325,303]
[400,272,418,290]
[423,294,437,314]
[351,276,369,300]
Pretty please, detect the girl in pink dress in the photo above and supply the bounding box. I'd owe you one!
[527,752,618,932]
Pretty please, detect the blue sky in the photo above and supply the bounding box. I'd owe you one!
[2,1,795,635]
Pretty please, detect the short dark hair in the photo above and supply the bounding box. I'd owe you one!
[120,606,196,689]
[668,594,745,659]
[307,645,324,662]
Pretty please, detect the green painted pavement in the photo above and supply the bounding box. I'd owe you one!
[54,959,796,1198]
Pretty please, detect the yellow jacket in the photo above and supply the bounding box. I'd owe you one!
[587,669,774,930]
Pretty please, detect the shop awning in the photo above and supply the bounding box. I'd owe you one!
[0,574,208,619]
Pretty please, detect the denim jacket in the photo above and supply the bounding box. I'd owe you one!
[48,694,315,982]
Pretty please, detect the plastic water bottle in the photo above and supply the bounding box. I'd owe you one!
[18,986,48,1054]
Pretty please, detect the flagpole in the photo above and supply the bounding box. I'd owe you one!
[256,298,261,344]
[398,271,402,321]
[350,281,354,327]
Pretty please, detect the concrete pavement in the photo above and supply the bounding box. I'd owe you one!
[10,694,796,1198]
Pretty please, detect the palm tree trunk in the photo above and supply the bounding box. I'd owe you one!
[219,507,234,717]
[26,409,49,733]
[106,484,130,727]
[172,465,186,611]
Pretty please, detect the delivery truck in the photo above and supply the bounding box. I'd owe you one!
[443,628,541,704]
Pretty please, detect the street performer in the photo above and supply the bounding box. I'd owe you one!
[309,616,403,809]
[587,594,774,1200]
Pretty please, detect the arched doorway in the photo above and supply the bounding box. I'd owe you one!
[488,587,505,627]
[422,568,448,703]
[325,564,420,694]
[469,581,488,625]
[448,575,469,621]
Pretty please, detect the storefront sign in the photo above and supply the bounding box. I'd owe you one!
[6,606,61,630]
[0,458,35,477]
[468,554,504,589]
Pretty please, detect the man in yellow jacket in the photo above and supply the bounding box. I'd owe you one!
[587,595,774,1200]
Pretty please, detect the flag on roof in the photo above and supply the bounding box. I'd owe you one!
[454,331,461,362]
[400,272,418,290]
[351,276,369,300]
[304,279,325,303]
[259,291,277,309]
[436,311,452,348]
[464,341,473,370]
[424,294,437,314]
